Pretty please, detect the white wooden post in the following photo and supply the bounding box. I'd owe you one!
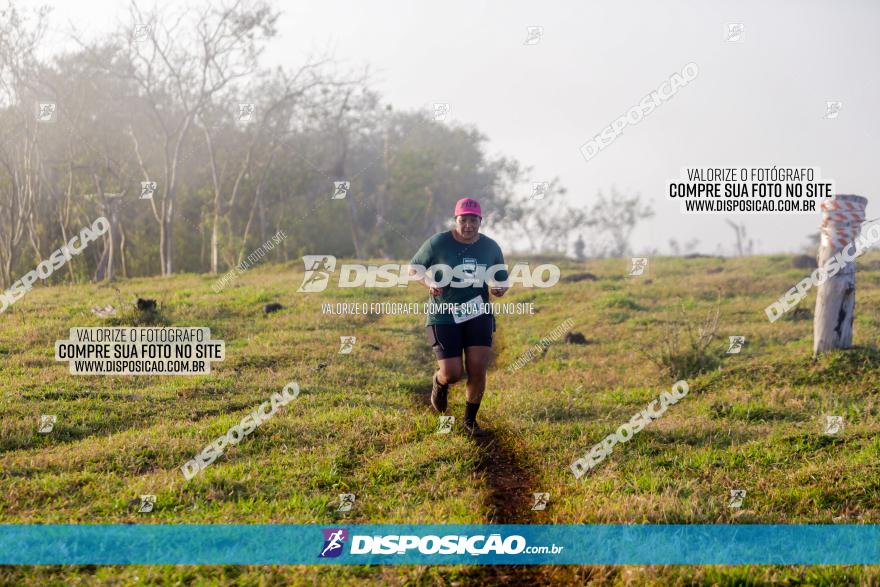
[813,194,867,356]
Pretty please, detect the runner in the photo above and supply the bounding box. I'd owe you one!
[409,197,509,437]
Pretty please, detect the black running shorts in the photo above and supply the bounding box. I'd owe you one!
[426,314,495,359]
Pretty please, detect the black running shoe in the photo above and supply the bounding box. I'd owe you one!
[462,418,489,438]
[431,374,448,413]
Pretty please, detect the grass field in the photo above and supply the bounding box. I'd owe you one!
[2,252,880,585]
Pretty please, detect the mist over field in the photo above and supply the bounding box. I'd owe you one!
[2,1,880,585]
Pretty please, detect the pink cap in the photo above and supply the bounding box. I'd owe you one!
[454,197,482,218]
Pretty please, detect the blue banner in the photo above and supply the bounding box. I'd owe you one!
[1,524,879,565]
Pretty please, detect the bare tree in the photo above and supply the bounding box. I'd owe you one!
[200,63,326,272]
[492,173,587,255]
[0,1,541,281]
[0,2,51,287]
[581,188,654,258]
[82,0,280,275]
[725,219,753,256]
[309,83,378,259]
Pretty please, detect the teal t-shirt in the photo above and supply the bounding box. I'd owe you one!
[409,231,508,326]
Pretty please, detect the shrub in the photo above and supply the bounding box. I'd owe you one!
[643,298,721,381]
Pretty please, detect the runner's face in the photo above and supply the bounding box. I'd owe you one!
[455,214,481,240]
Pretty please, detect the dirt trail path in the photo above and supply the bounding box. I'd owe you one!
[412,381,552,585]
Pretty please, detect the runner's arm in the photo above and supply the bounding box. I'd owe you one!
[409,266,442,296]
[409,239,441,296]
[490,245,510,297]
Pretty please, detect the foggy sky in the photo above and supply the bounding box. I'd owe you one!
[27,0,880,256]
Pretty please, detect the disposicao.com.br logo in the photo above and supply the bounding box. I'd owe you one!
[297,255,560,292]
[318,528,563,558]
[319,528,349,558]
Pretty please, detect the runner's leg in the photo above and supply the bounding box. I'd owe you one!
[461,314,493,433]
[428,324,464,412]
[437,357,463,385]
[463,346,491,403]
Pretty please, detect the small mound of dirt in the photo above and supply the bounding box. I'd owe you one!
[108,298,169,326]
[858,258,880,271]
[136,298,157,311]
[562,272,598,283]
[784,307,812,321]
[564,331,589,345]
[792,255,817,269]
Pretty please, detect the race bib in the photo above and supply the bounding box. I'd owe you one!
[460,257,478,286]
[452,295,486,324]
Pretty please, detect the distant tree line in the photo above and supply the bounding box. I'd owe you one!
[0,1,650,289]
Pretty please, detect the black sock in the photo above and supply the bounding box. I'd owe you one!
[465,401,480,423]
